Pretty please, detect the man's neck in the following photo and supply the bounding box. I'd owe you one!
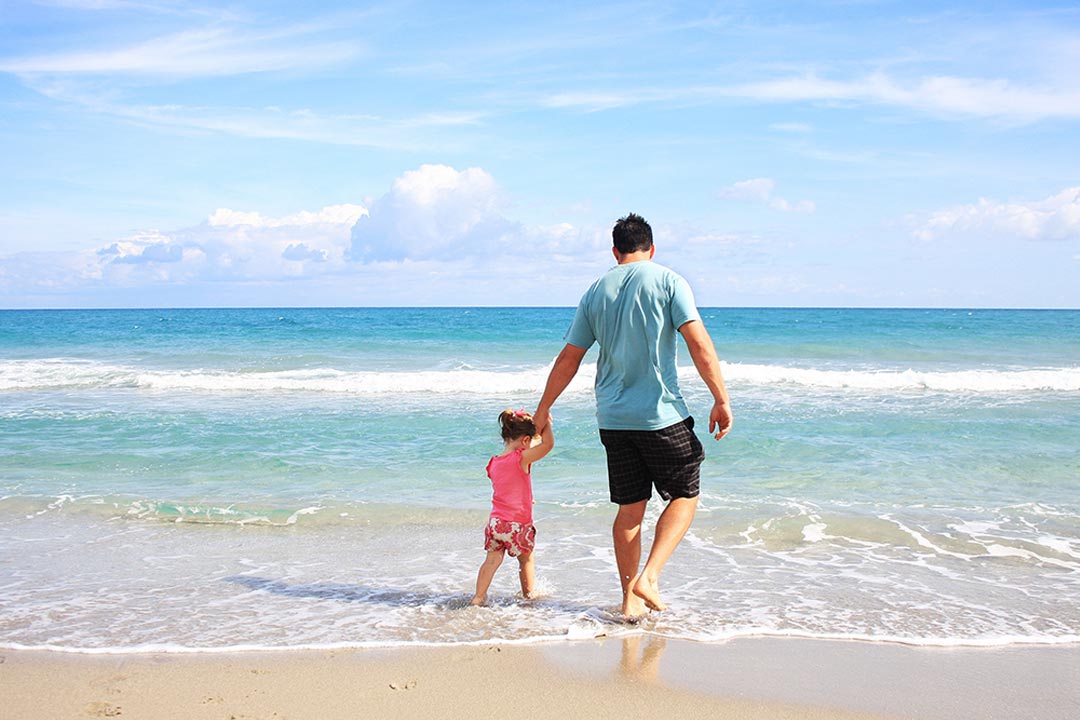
[615,250,653,265]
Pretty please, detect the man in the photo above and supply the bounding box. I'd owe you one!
[533,213,732,618]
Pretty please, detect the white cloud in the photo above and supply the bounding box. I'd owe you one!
[915,187,1080,241]
[769,122,813,133]
[281,243,327,263]
[0,166,603,305]
[348,164,517,262]
[717,178,815,213]
[718,178,775,203]
[98,231,186,264]
[75,202,367,287]
[208,204,366,229]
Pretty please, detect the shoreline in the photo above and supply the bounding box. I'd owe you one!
[3,636,1077,720]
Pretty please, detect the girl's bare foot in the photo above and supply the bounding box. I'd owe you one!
[470,595,486,606]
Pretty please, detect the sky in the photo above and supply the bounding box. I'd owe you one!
[1,0,1078,309]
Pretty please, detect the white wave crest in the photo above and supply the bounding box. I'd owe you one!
[0,359,595,395]
[135,366,572,395]
[3,359,1079,395]
[720,363,1080,393]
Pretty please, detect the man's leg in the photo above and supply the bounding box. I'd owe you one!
[632,496,698,611]
[613,500,648,618]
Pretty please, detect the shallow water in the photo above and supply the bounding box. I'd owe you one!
[1,307,1078,651]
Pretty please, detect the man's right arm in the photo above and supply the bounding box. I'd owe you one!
[679,320,733,440]
[533,343,587,434]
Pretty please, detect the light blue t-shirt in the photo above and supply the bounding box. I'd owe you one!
[565,261,701,430]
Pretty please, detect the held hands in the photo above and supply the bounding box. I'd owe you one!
[709,401,733,440]
[532,408,552,435]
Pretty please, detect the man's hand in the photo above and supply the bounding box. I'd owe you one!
[532,407,551,435]
[709,401,733,440]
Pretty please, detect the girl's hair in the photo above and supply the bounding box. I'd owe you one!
[499,409,537,441]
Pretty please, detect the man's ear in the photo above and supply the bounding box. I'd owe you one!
[612,246,621,262]
[649,246,656,259]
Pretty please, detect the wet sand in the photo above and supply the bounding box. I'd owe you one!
[2,636,1078,719]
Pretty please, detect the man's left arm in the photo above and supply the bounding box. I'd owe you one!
[679,319,733,440]
[533,343,587,434]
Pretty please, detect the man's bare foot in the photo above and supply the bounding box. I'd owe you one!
[632,578,667,612]
[621,593,647,621]
[470,595,486,606]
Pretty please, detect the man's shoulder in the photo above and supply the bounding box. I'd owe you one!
[646,261,686,280]
[629,262,689,293]
[582,262,689,301]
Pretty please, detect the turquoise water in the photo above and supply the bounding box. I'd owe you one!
[1,307,1078,650]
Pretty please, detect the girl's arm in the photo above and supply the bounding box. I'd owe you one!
[521,419,554,468]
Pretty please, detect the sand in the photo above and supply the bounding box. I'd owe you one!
[2,636,1078,720]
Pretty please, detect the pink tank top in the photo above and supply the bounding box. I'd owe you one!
[486,447,533,524]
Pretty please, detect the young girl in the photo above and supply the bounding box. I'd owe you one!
[470,408,554,606]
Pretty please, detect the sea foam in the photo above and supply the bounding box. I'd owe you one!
[3,359,1079,395]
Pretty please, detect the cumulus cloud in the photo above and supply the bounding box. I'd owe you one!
[53,202,368,290]
[717,178,815,213]
[348,164,518,262]
[97,231,185,264]
[915,187,1080,241]
[0,165,605,305]
[281,243,328,262]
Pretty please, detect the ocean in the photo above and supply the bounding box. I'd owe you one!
[1,307,1078,652]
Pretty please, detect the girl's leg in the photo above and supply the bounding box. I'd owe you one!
[471,550,504,606]
[516,551,535,599]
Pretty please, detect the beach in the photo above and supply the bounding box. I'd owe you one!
[4,637,1079,719]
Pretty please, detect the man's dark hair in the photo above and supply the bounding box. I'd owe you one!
[612,213,654,254]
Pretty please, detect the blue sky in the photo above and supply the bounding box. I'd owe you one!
[1,0,1078,308]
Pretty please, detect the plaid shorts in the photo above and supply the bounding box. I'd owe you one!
[599,417,704,505]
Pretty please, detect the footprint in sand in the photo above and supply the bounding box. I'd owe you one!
[85,701,122,717]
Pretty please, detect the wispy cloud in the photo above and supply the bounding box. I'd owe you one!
[540,71,1080,123]
[729,72,1080,122]
[718,178,816,214]
[0,24,360,77]
[33,1,233,18]
[21,79,486,149]
[770,122,813,133]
